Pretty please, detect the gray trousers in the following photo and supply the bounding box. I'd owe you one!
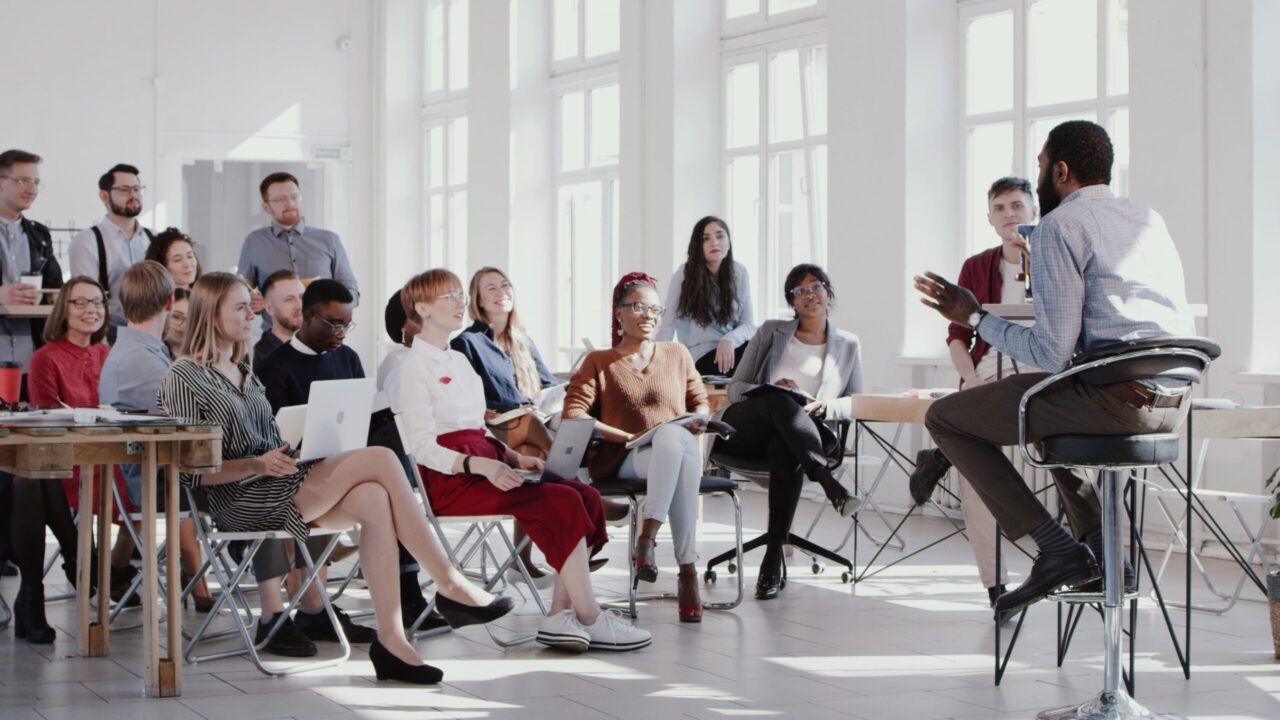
[925,373,1184,541]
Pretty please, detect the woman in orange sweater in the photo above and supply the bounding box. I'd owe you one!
[563,272,710,622]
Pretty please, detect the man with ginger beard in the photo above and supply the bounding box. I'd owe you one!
[69,163,155,329]
[253,270,305,366]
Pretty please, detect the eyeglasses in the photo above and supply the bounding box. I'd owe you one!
[67,297,105,310]
[315,317,356,335]
[170,312,187,326]
[267,193,302,205]
[434,292,469,306]
[110,185,146,196]
[0,176,42,189]
[619,302,666,318]
[788,282,827,299]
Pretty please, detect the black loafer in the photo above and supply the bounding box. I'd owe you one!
[908,449,952,506]
[987,583,1007,608]
[434,593,516,629]
[994,545,1098,617]
[1075,556,1137,594]
[296,606,377,643]
[255,613,318,657]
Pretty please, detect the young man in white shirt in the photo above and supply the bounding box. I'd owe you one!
[69,164,154,329]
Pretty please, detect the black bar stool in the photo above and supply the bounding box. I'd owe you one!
[1015,337,1219,720]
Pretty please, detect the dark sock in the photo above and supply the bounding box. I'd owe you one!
[1083,528,1104,560]
[1029,519,1079,557]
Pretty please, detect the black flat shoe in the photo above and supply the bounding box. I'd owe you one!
[255,612,318,657]
[908,448,952,506]
[433,593,516,629]
[369,639,443,684]
[994,545,1098,617]
[1075,555,1137,594]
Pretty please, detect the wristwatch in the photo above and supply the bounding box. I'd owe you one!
[462,455,472,475]
[967,309,987,329]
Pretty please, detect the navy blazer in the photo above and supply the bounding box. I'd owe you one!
[451,320,556,412]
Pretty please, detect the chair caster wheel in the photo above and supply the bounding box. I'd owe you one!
[704,570,717,584]
[841,571,853,584]
[727,563,737,574]
[811,563,824,575]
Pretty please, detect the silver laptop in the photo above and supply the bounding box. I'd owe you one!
[517,416,595,483]
[275,378,377,462]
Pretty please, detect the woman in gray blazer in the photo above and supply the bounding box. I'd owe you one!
[715,264,863,600]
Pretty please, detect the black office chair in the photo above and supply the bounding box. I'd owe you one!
[1013,337,1218,720]
[703,420,856,585]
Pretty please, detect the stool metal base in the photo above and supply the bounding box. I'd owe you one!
[1037,690,1186,720]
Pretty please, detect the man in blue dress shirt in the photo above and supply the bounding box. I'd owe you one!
[913,121,1195,617]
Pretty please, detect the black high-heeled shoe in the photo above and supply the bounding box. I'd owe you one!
[14,582,56,644]
[813,466,859,518]
[755,550,787,601]
[433,593,515,629]
[369,639,443,684]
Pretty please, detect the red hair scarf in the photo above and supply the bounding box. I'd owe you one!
[610,272,658,347]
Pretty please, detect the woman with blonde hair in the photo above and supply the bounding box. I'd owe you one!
[391,268,650,652]
[158,272,514,684]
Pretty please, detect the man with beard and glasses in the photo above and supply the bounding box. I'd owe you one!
[237,172,359,330]
[70,163,155,330]
[912,120,1195,619]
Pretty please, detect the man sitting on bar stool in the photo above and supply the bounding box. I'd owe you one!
[912,120,1195,618]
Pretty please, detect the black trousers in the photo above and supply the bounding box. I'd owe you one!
[694,342,748,376]
[717,393,831,551]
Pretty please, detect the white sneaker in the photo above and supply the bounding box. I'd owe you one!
[505,565,555,590]
[536,609,589,653]
[582,609,652,651]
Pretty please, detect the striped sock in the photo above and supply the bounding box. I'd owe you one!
[1030,519,1079,557]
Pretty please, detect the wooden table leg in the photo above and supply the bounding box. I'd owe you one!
[161,460,182,696]
[140,443,169,697]
[95,465,113,647]
[76,465,103,656]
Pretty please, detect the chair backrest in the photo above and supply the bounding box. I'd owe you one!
[1072,336,1220,386]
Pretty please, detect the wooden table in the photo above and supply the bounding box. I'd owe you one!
[0,419,221,697]
[0,304,53,318]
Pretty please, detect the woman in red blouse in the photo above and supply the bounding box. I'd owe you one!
[12,277,131,643]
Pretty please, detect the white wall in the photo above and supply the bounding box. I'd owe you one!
[8,0,378,361]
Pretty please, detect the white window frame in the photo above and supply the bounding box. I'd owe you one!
[722,0,827,40]
[721,32,828,320]
[424,0,469,99]
[958,0,1129,254]
[422,103,469,270]
[552,72,621,363]
[550,0,621,76]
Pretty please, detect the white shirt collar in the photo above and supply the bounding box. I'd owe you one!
[409,334,450,360]
[289,335,322,356]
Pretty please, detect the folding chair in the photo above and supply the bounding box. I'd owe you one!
[404,454,542,647]
[183,488,351,675]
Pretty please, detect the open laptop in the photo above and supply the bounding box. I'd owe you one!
[274,378,377,462]
[516,416,595,483]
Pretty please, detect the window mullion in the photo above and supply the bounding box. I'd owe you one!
[1014,0,1027,180]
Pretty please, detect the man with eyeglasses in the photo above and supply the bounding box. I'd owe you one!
[238,172,359,330]
[0,148,64,577]
[250,278,375,652]
[69,163,155,330]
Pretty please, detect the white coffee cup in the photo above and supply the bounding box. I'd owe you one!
[19,274,41,288]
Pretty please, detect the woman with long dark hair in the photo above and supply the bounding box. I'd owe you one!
[656,216,755,375]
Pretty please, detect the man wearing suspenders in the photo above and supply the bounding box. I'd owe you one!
[69,163,154,333]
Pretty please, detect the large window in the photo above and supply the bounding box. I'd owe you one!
[723,0,826,38]
[422,0,469,272]
[552,0,620,71]
[960,0,1129,254]
[723,40,828,319]
[554,82,620,363]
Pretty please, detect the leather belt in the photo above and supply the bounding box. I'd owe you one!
[1099,380,1185,409]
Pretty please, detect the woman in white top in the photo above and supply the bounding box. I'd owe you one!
[390,269,651,653]
[655,216,755,375]
[715,264,863,600]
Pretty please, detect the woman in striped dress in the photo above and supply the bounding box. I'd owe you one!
[158,272,512,685]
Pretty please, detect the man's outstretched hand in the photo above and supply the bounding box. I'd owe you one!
[914,271,981,326]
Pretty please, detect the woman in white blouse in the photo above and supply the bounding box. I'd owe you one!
[390,268,652,653]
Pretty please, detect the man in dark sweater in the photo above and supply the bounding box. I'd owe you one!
[256,279,440,638]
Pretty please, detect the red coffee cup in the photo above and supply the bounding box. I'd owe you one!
[0,362,19,405]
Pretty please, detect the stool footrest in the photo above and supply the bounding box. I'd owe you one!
[1048,589,1139,604]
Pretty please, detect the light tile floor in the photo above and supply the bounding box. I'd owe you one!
[1,488,1277,720]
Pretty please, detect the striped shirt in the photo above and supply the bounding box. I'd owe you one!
[158,357,313,542]
[978,185,1194,373]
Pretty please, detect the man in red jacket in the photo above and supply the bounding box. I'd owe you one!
[916,176,1039,606]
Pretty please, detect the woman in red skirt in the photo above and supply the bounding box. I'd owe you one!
[391,269,651,654]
